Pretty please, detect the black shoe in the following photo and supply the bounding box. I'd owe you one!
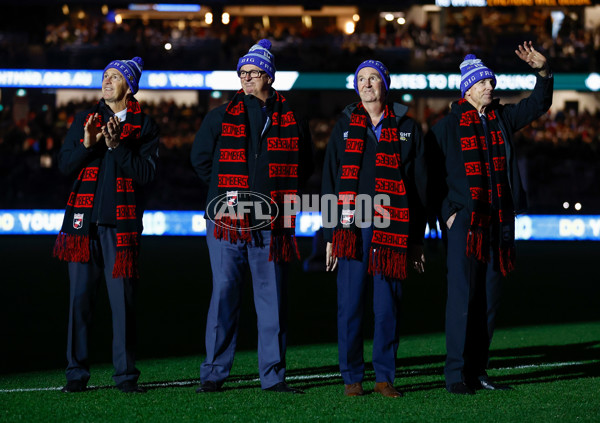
[61,380,87,393]
[446,382,475,395]
[195,381,220,393]
[264,382,304,394]
[117,380,146,393]
[473,377,513,391]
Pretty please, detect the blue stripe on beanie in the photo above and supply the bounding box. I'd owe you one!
[459,54,495,98]
[354,60,391,95]
[104,57,144,95]
[237,39,276,81]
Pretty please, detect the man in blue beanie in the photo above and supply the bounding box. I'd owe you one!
[428,42,553,394]
[322,60,427,397]
[191,39,313,394]
[54,56,159,394]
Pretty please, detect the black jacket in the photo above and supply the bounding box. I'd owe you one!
[321,102,427,245]
[58,100,160,229]
[427,74,553,223]
[190,90,313,209]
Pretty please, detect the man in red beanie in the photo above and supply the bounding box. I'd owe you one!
[54,56,159,394]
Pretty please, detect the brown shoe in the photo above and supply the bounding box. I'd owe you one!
[374,382,403,398]
[344,382,365,397]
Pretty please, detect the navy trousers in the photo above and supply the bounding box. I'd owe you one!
[444,208,503,386]
[66,225,140,386]
[201,221,287,389]
[337,226,403,385]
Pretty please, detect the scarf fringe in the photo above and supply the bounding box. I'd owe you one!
[112,249,139,279]
[332,228,358,260]
[53,232,90,263]
[368,247,407,280]
[466,228,490,263]
[269,234,300,263]
[214,215,253,244]
[498,246,516,276]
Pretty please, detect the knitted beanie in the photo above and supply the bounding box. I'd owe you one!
[237,39,276,81]
[459,54,495,98]
[104,57,144,94]
[354,60,391,95]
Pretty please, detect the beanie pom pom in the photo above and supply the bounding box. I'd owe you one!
[464,54,477,61]
[131,56,144,70]
[257,39,272,50]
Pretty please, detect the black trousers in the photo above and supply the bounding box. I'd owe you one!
[443,208,503,387]
[65,225,140,386]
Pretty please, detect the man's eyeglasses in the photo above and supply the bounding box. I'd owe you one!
[238,70,266,79]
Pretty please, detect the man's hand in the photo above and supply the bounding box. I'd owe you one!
[325,242,338,272]
[515,41,549,77]
[408,244,425,274]
[83,113,103,149]
[446,212,456,230]
[102,115,122,149]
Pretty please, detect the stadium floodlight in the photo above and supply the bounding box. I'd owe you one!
[563,202,570,210]
[575,203,582,211]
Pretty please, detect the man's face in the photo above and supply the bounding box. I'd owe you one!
[102,69,130,105]
[239,65,271,98]
[356,67,385,104]
[465,78,495,112]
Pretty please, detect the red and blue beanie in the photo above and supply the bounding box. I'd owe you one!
[237,39,276,81]
[354,60,390,95]
[459,54,495,98]
[104,56,144,95]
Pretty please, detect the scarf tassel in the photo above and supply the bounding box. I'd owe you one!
[53,232,90,263]
[368,247,407,280]
[498,246,516,276]
[332,228,357,260]
[214,215,253,244]
[466,229,490,263]
[269,234,300,263]
[113,249,140,279]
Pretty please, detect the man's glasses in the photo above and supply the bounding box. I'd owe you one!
[238,70,266,79]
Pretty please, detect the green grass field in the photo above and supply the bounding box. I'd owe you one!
[1,322,599,422]
[1,236,599,421]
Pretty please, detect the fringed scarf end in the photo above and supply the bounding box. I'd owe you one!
[53,232,90,263]
[213,216,252,244]
[112,249,139,279]
[499,246,516,276]
[269,233,300,263]
[332,228,358,260]
[368,247,407,280]
[466,229,489,262]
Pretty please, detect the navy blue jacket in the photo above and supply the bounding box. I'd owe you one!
[190,90,313,209]
[427,74,553,223]
[58,99,160,230]
[321,102,427,245]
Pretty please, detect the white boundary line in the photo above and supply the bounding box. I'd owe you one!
[0,361,593,393]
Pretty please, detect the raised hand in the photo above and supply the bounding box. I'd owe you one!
[515,41,549,77]
[83,113,103,149]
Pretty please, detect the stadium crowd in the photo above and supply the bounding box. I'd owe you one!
[1,98,599,213]
[1,5,598,73]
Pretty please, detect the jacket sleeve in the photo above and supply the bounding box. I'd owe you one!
[499,73,553,133]
[406,121,427,246]
[190,107,224,187]
[57,112,96,177]
[112,115,160,185]
[321,117,345,243]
